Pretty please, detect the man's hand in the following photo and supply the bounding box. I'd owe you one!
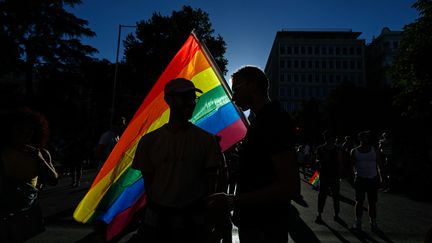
[207,192,235,211]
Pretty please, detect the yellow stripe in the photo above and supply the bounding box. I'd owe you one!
[147,109,170,133]
[192,67,221,94]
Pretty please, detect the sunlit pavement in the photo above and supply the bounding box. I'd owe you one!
[28,169,432,242]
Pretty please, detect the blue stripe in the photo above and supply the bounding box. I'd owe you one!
[97,178,145,224]
[195,102,240,134]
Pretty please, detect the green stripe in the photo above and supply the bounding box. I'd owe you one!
[191,85,230,123]
[95,167,142,211]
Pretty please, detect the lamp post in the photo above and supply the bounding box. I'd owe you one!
[111,24,137,125]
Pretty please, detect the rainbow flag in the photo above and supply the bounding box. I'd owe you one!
[309,170,320,186]
[73,33,248,240]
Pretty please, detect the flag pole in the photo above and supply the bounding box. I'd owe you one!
[190,30,250,126]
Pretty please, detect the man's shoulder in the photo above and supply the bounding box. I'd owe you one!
[189,124,216,140]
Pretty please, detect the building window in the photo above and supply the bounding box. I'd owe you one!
[393,41,399,49]
[294,46,299,54]
[287,46,292,54]
[315,74,320,83]
[321,46,327,55]
[287,74,292,82]
[301,60,305,69]
[300,87,306,97]
[357,60,362,69]
[287,60,292,68]
[343,60,348,69]
[329,74,334,83]
[315,46,320,55]
[329,60,334,69]
[336,75,341,83]
[294,60,299,69]
[280,59,285,68]
[322,60,327,69]
[280,45,285,55]
[308,60,313,69]
[293,87,298,97]
[356,47,361,55]
[342,47,347,55]
[308,46,313,55]
[279,87,286,97]
[322,74,327,83]
[301,46,306,54]
[294,74,299,82]
[350,60,355,69]
[301,74,306,83]
[280,73,285,82]
[336,47,340,55]
[328,47,334,55]
[315,60,320,69]
[349,46,355,55]
[336,60,341,69]
[308,74,313,82]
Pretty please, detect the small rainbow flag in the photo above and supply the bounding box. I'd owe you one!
[73,32,248,240]
[309,170,320,187]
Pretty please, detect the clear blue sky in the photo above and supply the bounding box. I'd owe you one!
[70,0,418,80]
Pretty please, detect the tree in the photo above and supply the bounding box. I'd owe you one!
[392,0,432,120]
[124,5,228,97]
[0,0,97,96]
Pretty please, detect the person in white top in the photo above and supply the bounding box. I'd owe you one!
[350,130,383,232]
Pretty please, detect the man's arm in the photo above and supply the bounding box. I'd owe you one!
[131,138,154,192]
[375,147,384,182]
[350,148,357,177]
[209,148,299,209]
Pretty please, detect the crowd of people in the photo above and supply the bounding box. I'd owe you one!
[1,66,430,243]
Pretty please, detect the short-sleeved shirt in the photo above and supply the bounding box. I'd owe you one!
[316,144,339,179]
[233,101,295,228]
[132,123,224,208]
[98,130,119,159]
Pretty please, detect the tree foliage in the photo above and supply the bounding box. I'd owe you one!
[0,0,97,95]
[124,5,228,96]
[392,0,432,120]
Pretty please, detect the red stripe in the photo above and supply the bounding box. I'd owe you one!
[106,194,147,241]
[216,119,247,151]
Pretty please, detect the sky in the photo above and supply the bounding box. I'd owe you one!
[70,0,419,81]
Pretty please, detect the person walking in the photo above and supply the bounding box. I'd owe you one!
[351,130,383,232]
[314,130,342,224]
[208,66,300,243]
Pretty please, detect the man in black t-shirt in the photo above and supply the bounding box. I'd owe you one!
[208,66,300,243]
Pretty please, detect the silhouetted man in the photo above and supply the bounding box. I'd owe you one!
[351,130,383,232]
[129,78,225,243]
[208,66,300,243]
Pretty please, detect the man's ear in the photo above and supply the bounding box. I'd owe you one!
[164,94,172,106]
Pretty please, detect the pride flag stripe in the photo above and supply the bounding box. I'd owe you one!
[195,102,239,134]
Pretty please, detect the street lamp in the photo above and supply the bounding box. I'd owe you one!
[111,24,137,126]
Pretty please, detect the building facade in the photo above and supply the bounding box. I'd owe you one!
[366,27,402,87]
[265,29,366,112]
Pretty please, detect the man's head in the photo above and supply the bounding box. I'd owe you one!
[322,130,334,144]
[164,78,202,121]
[358,130,371,145]
[112,116,126,134]
[231,66,269,111]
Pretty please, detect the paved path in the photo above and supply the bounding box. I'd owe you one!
[27,169,432,242]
